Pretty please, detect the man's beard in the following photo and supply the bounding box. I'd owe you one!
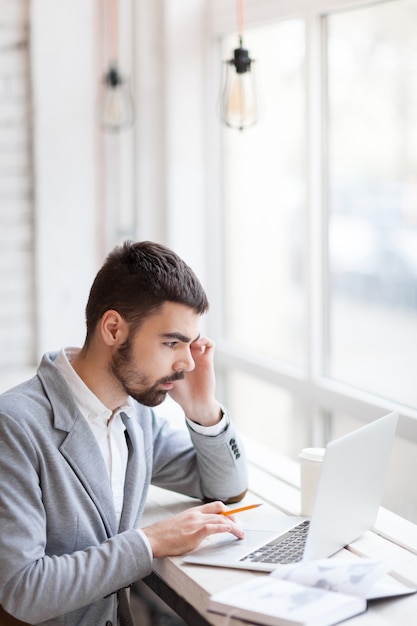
[110,337,185,406]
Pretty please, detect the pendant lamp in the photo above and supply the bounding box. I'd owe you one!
[99,0,134,132]
[100,65,134,131]
[220,0,258,131]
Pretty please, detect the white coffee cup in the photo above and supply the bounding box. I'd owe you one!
[298,447,326,516]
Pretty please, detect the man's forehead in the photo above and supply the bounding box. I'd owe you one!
[141,302,201,334]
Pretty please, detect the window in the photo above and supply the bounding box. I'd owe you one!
[210,0,417,520]
[325,1,417,408]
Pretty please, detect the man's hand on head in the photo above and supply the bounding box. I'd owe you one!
[168,337,222,426]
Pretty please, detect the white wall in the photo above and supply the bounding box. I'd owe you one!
[31,0,99,354]
[0,0,35,371]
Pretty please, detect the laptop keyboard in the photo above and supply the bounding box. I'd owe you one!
[239,520,310,565]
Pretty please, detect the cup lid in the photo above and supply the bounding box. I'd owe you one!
[298,447,326,461]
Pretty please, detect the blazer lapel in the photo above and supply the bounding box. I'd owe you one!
[38,354,117,536]
[118,412,145,532]
[59,416,117,536]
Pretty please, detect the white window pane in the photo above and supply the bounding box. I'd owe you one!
[225,370,310,459]
[222,20,307,369]
[326,0,417,407]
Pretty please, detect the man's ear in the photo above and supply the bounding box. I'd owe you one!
[100,310,129,346]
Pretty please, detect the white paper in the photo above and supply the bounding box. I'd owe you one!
[270,558,390,598]
[209,576,366,626]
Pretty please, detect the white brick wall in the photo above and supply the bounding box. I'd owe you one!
[0,0,35,371]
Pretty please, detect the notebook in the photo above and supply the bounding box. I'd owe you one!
[183,411,398,572]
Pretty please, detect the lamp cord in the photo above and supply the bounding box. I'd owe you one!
[107,0,119,66]
[237,0,244,46]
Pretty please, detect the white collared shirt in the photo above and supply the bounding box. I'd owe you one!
[55,347,132,528]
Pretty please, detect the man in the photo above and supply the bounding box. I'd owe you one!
[0,241,247,625]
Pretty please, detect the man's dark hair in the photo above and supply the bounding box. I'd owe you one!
[84,240,209,343]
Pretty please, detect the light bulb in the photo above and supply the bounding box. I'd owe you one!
[100,66,134,132]
[220,46,258,131]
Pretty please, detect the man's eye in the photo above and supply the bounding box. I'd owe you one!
[165,342,178,348]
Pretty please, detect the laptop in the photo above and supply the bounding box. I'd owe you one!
[183,411,398,572]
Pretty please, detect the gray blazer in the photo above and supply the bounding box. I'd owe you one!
[0,353,247,625]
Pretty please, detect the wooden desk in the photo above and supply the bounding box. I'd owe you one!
[141,454,417,625]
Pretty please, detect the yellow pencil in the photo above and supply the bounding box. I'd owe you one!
[220,503,263,516]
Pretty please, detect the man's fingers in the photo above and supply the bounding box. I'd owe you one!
[204,521,245,540]
[191,337,215,355]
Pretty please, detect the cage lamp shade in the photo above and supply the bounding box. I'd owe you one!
[100,65,134,132]
[220,45,258,131]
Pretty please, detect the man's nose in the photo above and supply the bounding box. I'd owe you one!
[174,348,195,373]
